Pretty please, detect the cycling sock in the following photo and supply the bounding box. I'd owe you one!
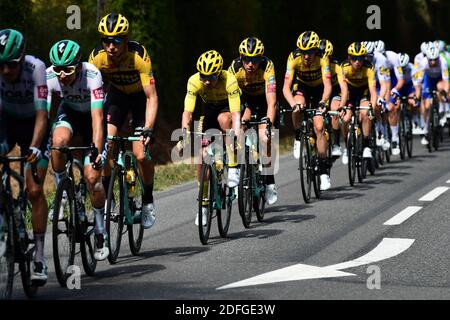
[33,232,45,263]
[318,158,328,175]
[295,128,301,140]
[439,102,445,114]
[333,129,340,146]
[142,184,154,204]
[420,114,425,129]
[390,126,399,142]
[53,170,68,188]
[93,207,105,235]
[363,136,371,149]
[266,174,275,185]
[102,176,111,193]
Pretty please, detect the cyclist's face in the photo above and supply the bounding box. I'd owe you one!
[57,71,77,86]
[102,36,127,58]
[349,56,364,69]
[200,72,220,88]
[428,58,438,67]
[0,60,22,82]
[242,56,261,73]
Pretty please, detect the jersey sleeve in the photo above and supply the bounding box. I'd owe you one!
[225,72,241,113]
[335,63,344,84]
[320,57,332,81]
[264,60,276,94]
[87,65,104,110]
[184,74,200,113]
[33,59,48,113]
[45,68,55,113]
[441,58,449,81]
[366,65,376,88]
[284,53,296,81]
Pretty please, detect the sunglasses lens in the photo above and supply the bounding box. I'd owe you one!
[200,73,218,82]
[300,49,315,56]
[53,66,75,75]
[102,36,124,45]
[242,56,262,64]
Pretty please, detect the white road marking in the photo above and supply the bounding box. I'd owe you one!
[217,238,414,290]
[446,179,450,184]
[383,206,422,226]
[419,186,449,201]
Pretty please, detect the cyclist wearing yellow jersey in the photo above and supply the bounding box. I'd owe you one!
[341,43,378,159]
[228,37,278,205]
[181,50,241,226]
[318,39,349,164]
[89,13,158,230]
[282,31,333,190]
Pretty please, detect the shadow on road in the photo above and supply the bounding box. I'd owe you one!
[83,263,166,281]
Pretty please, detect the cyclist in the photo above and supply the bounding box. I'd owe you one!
[363,40,391,152]
[47,40,109,261]
[282,31,333,190]
[228,37,278,205]
[318,39,349,165]
[0,29,50,285]
[89,13,158,230]
[181,50,241,225]
[340,42,378,159]
[414,42,449,146]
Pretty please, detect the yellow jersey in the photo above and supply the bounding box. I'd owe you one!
[228,56,276,96]
[340,60,376,89]
[184,70,241,113]
[329,57,344,87]
[285,49,332,87]
[89,41,155,94]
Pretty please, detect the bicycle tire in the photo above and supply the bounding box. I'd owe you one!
[0,199,14,300]
[198,163,213,245]
[405,114,413,159]
[254,168,266,222]
[106,167,124,264]
[217,169,232,237]
[399,111,406,160]
[128,168,144,256]
[238,163,252,228]
[347,128,356,186]
[299,135,312,203]
[356,127,364,183]
[52,177,76,287]
[19,247,38,298]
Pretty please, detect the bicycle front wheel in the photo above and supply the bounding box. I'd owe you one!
[238,163,252,228]
[128,170,144,256]
[106,167,124,264]
[254,168,266,222]
[52,177,76,288]
[198,163,213,245]
[217,172,232,237]
[299,135,312,203]
[0,200,14,300]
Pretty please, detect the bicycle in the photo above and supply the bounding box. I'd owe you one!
[427,90,444,152]
[104,135,150,263]
[0,154,40,299]
[51,145,98,287]
[196,131,236,245]
[398,96,416,159]
[238,116,272,228]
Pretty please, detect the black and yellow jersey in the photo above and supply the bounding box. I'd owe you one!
[228,56,276,96]
[89,41,155,94]
[340,60,376,89]
[285,49,332,87]
[184,70,241,113]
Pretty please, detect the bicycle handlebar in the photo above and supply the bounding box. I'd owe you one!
[0,155,40,185]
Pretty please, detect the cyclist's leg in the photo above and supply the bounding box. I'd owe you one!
[330,95,343,155]
[359,99,372,154]
[51,106,73,186]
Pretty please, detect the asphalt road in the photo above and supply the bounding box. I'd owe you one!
[11,134,450,300]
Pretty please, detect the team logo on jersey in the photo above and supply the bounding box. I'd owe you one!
[92,87,104,100]
[37,85,48,99]
[268,75,276,84]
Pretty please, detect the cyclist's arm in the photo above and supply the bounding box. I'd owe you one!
[227,75,242,132]
[264,61,277,123]
[282,54,298,108]
[368,66,377,108]
[393,66,405,92]
[90,71,105,153]
[336,65,348,108]
[441,59,449,93]
[30,60,48,149]
[137,51,158,130]
[320,57,332,103]
[182,76,199,130]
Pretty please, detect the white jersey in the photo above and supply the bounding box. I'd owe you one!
[384,50,404,80]
[368,52,391,82]
[0,55,48,118]
[46,62,104,113]
[413,52,426,67]
[415,56,449,82]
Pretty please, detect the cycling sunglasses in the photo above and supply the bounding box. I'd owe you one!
[349,55,366,62]
[241,56,262,64]
[52,65,76,76]
[101,36,126,45]
[0,60,21,69]
[299,49,317,56]
[199,72,220,82]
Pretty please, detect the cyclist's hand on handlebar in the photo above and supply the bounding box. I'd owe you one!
[318,101,327,114]
[141,127,154,146]
[338,107,346,118]
[378,98,389,113]
[26,146,41,164]
[292,103,302,113]
[390,88,400,99]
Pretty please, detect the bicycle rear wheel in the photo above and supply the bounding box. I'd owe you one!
[79,188,97,276]
[52,177,76,287]
[299,135,312,203]
[238,163,252,228]
[198,163,213,245]
[0,200,14,300]
[128,170,144,256]
[106,167,124,264]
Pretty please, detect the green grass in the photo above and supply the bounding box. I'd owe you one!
[154,162,197,191]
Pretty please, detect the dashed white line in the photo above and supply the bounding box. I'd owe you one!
[419,186,449,201]
[446,179,450,184]
[384,206,422,226]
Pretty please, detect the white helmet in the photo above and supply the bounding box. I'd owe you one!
[374,40,385,54]
[420,42,428,55]
[362,41,375,54]
[425,42,440,60]
[397,53,410,67]
[435,40,446,52]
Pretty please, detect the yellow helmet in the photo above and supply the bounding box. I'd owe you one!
[319,39,333,58]
[197,50,223,75]
[239,37,264,57]
[297,31,320,51]
[98,13,129,36]
[348,42,367,56]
